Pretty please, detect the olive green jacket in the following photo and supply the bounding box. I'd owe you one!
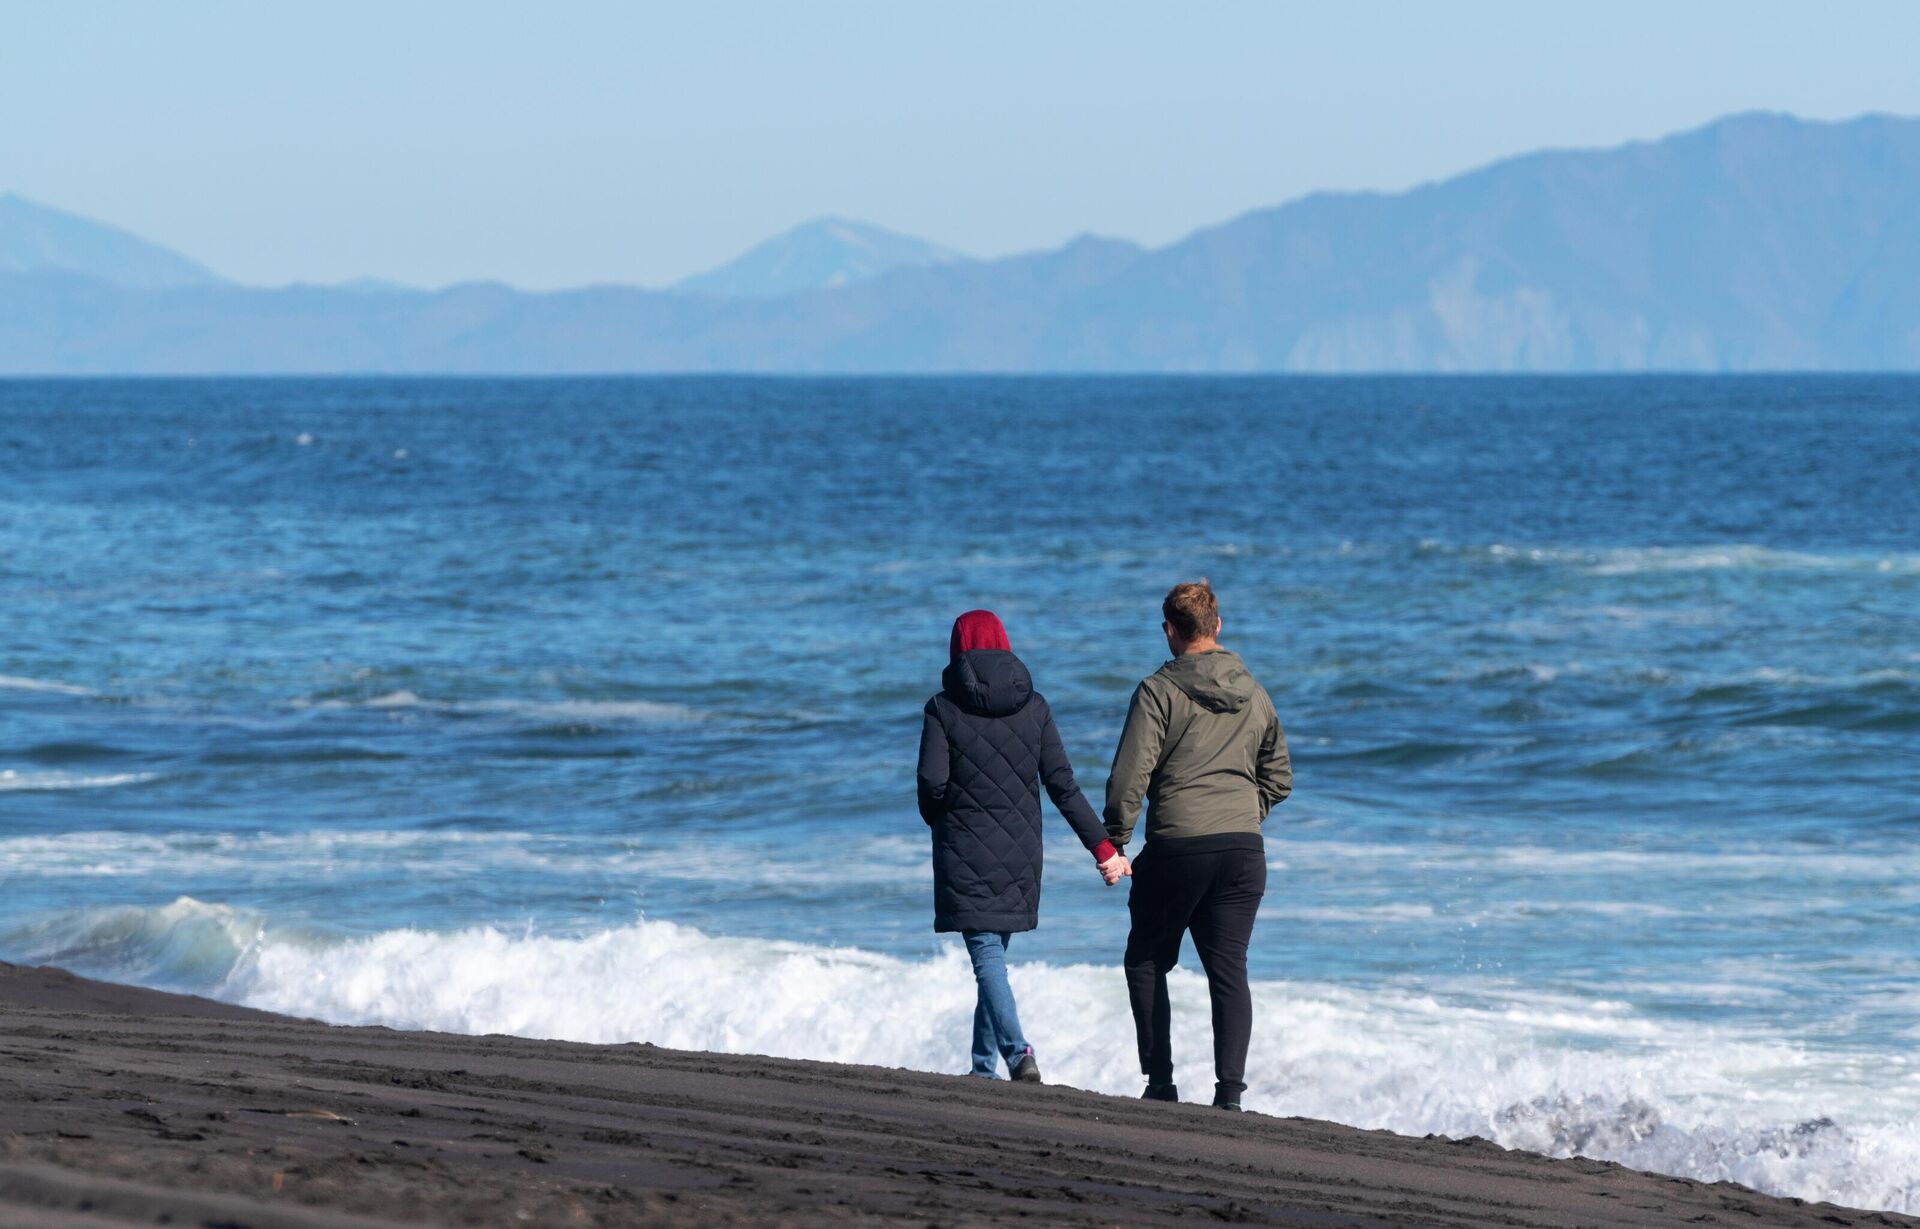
[1102,649,1291,848]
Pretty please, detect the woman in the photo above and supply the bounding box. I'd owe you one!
[916,609,1123,1082]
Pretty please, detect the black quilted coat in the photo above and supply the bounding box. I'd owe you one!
[916,649,1108,933]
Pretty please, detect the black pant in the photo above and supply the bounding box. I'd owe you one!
[1123,835,1266,1100]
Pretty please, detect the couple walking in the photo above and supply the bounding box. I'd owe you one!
[916,581,1292,1110]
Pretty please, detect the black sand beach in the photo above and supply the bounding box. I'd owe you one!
[1,962,1907,1229]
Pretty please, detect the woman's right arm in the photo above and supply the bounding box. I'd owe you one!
[1037,701,1117,863]
[916,702,949,826]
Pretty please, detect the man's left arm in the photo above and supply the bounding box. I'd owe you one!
[1256,696,1292,820]
[1104,681,1168,849]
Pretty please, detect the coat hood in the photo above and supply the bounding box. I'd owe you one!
[1158,649,1256,713]
[949,610,1011,662]
[942,649,1033,718]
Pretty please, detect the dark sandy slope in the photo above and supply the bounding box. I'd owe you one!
[0,963,1907,1229]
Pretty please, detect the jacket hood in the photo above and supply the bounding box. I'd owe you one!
[1158,649,1256,713]
[949,610,1011,662]
[942,649,1032,718]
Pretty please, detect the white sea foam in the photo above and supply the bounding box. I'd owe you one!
[1271,902,1437,923]
[0,674,94,696]
[1264,838,1920,882]
[1458,661,1575,683]
[0,770,156,793]
[293,692,705,724]
[0,829,922,887]
[4,898,1915,1214]
[359,689,425,708]
[463,698,705,723]
[1701,665,1920,690]
[1463,541,1920,577]
[1617,545,1912,576]
[868,552,1049,574]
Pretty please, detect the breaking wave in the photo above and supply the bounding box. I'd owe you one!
[290,691,706,724]
[1423,541,1920,576]
[0,829,924,887]
[3,897,1914,1214]
[0,674,95,696]
[0,770,157,793]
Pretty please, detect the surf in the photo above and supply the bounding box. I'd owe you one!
[4,897,1915,1215]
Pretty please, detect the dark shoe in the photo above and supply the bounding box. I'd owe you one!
[1141,1082,1179,1102]
[1212,1098,1242,1112]
[1010,1047,1042,1084]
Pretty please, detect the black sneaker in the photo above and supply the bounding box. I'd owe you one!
[1212,1098,1242,1112]
[1010,1047,1042,1084]
[1141,1082,1179,1102]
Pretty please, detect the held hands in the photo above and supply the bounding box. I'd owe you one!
[1096,852,1132,886]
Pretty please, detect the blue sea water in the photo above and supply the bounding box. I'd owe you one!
[2,376,1917,1209]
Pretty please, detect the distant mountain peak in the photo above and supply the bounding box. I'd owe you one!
[672,216,969,299]
[0,193,223,290]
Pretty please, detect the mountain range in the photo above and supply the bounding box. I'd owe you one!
[4,111,1919,373]
[672,217,967,299]
[0,194,223,291]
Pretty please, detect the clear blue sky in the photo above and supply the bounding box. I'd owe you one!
[6,1,1919,290]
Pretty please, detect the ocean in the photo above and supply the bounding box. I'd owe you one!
[2,376,1916,1211]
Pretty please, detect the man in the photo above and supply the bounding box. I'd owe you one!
[1103,580,1291,1111]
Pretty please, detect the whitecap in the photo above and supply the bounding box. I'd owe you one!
[1450,541,1920,577]
[463,698,704,723]
[1264,838,1920,881]
[0,770,156,793]
[291,691,704,724]
[1268,903,1437,923]
[0,828,919,887]
[1586,545,1920,576]
[0,674,94,696]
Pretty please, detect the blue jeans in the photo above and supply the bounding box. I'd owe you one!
[962,930,1030,1077]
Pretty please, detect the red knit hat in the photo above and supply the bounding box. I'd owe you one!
[949,610,1011,662]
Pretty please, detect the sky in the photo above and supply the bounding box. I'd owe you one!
[6,1,1920,291]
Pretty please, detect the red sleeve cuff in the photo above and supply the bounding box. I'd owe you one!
[1092,839,1118,863]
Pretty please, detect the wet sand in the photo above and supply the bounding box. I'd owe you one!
[1,961,1908,1228]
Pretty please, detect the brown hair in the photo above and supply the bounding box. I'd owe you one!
[1162,579,1220,641]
